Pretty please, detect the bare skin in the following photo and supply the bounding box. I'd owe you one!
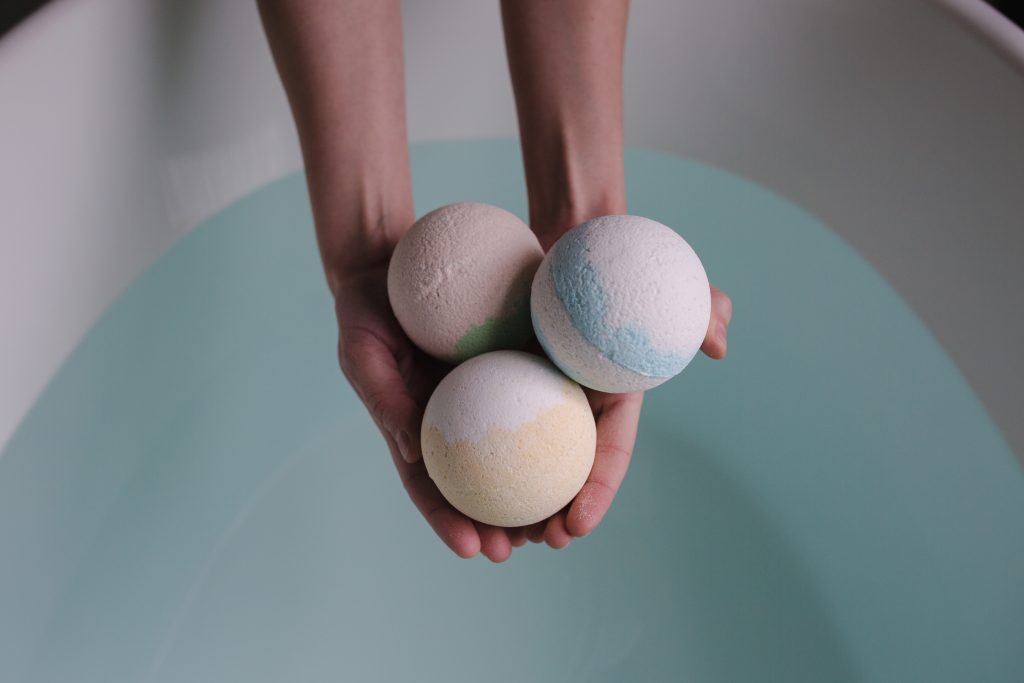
[258,0,733,562]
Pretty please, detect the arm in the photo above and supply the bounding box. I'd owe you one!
[258,0,519,562]
[501,0,733,548]
[257,0,413,285]
[501,0,629,250]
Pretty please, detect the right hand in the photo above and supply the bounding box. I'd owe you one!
[334,264,528,562]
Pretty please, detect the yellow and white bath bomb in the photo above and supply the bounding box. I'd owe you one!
[421,350,597,527]
[387,202,544,363]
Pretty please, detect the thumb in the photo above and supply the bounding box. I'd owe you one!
[701,285,733,360]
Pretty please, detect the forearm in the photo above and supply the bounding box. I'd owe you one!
[500,0,629,248]
[258,0,413,296]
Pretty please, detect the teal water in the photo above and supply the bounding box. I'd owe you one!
[1,139,1021,682]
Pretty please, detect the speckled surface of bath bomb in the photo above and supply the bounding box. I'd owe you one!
[421,350,596,527]
[387,202,544,363]
[531,215,711,393]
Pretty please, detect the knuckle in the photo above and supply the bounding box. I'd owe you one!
[596,442,632,463]
[336,327,383,381]
[337,327,371,360]
[365,390,390,427]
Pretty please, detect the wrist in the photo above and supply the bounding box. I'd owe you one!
[307,165,414,299]
[317,202,414,300]
[519,126,626,251]
[529,188,626,246]
[529,184,627,252]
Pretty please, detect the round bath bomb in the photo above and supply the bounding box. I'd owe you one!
[420,350,596,527]
[531,215,711,393]
[387,202,544,363]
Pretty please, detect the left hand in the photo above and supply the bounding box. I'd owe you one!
[523,284,733,548]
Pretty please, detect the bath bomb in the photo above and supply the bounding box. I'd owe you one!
[531,215,711,393]
[387,202,544,363]
[421,350,596,527]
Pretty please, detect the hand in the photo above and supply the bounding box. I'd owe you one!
[334,264,532,562]
[335,261,732,558]
[522,283,733,548]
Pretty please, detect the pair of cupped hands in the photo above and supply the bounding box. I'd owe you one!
[334,225,733,562]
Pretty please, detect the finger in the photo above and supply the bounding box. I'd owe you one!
[398,459,481,559]
[544,510,573,549]
[567,392,643,537]
[476,522,513,563]
[507,527,528,547]
[340,329,424,463]
[700,285,733,360]
[525,521,547,544]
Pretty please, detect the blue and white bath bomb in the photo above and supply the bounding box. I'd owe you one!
[531,215,711,393]
[421,350,596,527]
[388,202,544,364]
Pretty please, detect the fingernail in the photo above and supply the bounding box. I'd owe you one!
[717,321,728,343]
[397,431,414,463]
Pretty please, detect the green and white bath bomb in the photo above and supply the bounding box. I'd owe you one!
[421,350,596,527]
[387,202,544,363]
[531,215,711,393]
